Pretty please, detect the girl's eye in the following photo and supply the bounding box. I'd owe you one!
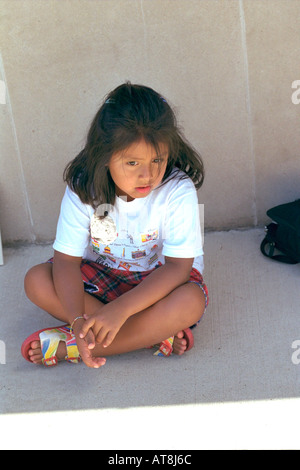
[126,158,165,166]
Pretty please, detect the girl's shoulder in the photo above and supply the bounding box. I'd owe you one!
[160,168,196,193]
[63,185,95,216]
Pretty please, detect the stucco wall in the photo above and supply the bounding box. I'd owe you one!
[1,0,300,243]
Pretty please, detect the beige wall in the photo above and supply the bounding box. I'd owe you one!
[1,0,300,243]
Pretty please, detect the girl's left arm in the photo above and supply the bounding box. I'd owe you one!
[114,256,193,314]
[79,256,193,347]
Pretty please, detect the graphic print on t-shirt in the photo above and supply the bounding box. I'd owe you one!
[141,229,158,243]
[91,220,161,270]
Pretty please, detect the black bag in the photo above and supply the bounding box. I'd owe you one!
[260,199,300,264]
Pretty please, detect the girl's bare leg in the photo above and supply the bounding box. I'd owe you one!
[89,282,205,358]
[24,263,205,364]
[24,262,103,323]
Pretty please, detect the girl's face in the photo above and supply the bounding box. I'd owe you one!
[108,139,168,201]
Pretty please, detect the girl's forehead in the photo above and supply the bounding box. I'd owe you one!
[118,140,169,159]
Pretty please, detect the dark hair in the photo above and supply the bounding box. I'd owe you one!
[64,82,204,208]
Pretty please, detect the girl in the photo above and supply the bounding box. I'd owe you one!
[21,82,209,368]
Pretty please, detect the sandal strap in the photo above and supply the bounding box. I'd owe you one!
[153,336,174,356]
[42,356,58,367]
[65,326,81,363]
[40,328,67,365]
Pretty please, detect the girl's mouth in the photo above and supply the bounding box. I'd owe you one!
[135,186,151,194]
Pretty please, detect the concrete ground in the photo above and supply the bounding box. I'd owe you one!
[0,229,300,449]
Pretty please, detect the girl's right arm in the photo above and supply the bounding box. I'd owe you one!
[52,250,85,324]
[52,188,105,367]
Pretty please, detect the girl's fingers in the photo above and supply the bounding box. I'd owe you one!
[102,330,116,349]
[80,343,106,369]
[79,318,95,339]
[96,327,108,345]
[86,329,96,350]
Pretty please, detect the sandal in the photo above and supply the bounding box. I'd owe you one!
[21,324,81,366]
[153,328,194,356]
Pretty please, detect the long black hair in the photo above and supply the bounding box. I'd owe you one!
[64,82,204,208]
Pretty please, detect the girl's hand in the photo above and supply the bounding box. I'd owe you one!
[79,306,127,349]
[72,318,106,369]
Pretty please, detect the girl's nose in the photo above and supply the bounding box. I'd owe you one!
[139,164,152,180]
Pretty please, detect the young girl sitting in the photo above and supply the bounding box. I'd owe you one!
[21,82,209,368]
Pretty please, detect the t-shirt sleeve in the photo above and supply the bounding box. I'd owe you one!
[53,186,92,257]
[161,179,203,259]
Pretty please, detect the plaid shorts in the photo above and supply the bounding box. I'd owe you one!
[48,259,209,324]
[80,259,208,304]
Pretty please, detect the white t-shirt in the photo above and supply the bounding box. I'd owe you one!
[53,169,204,274]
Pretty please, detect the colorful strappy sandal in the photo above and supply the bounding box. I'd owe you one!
[21,324,81,366]
[153,328,194,357]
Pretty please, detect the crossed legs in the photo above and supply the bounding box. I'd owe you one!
[24,262,206,364]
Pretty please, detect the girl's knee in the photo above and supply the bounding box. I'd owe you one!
[187,284,206,324]
[24,263,52,299]
[24,265,39,298]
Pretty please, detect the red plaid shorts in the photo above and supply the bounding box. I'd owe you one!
[80,259,208,311]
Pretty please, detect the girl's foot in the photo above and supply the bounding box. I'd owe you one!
[173,331,188,355]
[22,325,86,366]
[28,339,66,364]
